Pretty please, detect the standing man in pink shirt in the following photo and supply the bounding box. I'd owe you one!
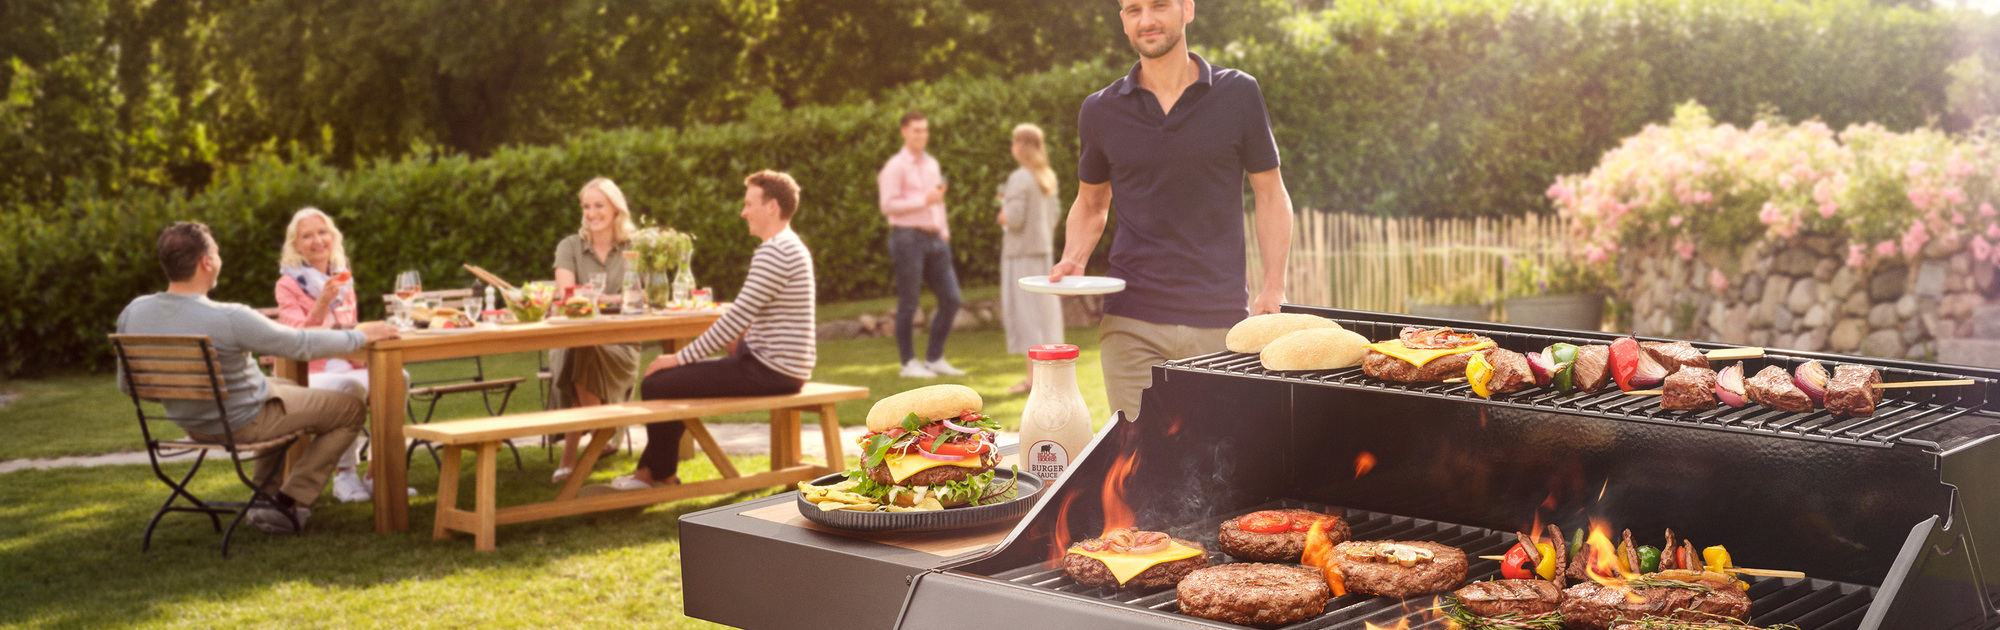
[879,109,966,378]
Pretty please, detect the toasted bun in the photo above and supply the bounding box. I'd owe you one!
[1227,314,1343,353]
[867,384,983,432]
[433,307,462,317]
[1261,328,1370,371]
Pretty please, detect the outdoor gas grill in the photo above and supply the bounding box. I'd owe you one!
[892,305,2000,630]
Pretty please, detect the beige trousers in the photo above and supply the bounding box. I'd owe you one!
[1098,314,1230,421]
[193,379,366,506]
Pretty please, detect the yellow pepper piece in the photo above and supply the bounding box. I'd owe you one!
[1703,545,1732,571]
[1534,543,1557,580]
[1467,353,1495,397]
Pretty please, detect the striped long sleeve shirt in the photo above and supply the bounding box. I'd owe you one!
[674,228,816,380]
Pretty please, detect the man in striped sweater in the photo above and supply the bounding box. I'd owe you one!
[606,170,816,490]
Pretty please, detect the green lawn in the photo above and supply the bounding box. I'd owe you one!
[0,449,767,628]
[0,322,1106,461]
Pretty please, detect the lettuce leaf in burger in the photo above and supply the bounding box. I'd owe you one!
[842,384,1018,510]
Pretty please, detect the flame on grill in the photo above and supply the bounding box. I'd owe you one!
[1363,621,1411,630]
[1354,451,1377,479]
[1048,446,1144,564]
[1101,449,1141,532]
[1582,518,1649,604]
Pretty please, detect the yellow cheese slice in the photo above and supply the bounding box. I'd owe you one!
[1365,339,1494,368]
[885,452,990,483]
[1067,542,1204,584]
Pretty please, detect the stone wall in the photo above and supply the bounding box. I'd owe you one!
[1620,236,2000,366]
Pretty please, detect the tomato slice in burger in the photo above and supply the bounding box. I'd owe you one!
[1236,511,1292,534]
[918,437,987,458]
[1289,514,1336,532]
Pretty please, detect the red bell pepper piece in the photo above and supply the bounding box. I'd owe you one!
[1610,337,1640,391]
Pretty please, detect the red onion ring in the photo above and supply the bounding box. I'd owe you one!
[941,417,983,433]
[916,449,966,462]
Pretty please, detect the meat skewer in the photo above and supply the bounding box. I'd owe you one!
[1823,364,1883,418]
[1661,367,1719,411]
[1744,365,1813,412]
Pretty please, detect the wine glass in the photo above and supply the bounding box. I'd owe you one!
[394,270,422,330]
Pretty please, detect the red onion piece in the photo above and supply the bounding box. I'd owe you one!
[1715,363,1748,408]
[1528,351,1556,387]
[916,449,966,462]
[1631,351,1669,388]
[1794,361,1829,406]
[942,418,982,434]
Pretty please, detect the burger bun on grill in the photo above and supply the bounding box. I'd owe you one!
[1260,328,1370,371]
[866,384,983,432]
[1227,314,1343,353]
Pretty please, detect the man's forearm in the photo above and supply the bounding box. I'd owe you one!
[1059,193,1110,267]
[1251,170,1293,294]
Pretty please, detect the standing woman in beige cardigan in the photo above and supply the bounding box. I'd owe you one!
[997,123,1066,394]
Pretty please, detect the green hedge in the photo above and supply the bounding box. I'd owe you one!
[2,0,1976,376]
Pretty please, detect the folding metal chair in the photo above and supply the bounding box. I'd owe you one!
[111,334,303,557]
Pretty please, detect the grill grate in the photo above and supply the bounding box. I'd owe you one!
[1164,318,1997,449]
[986,503,1877,630]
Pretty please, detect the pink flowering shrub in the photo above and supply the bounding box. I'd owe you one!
[1551,102,2000,271]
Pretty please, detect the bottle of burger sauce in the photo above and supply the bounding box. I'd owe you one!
[1020,344,1092,483]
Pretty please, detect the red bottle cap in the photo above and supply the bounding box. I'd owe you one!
[1029,344,1079,360]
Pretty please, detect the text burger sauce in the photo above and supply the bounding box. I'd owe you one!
[1020,344,1092,482]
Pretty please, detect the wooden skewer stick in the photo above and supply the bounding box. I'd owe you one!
[1478,555,1507,561]
[1727,567,1806,578]
[1706,347,1764,361]
[1444,377,1467,383]
[1872,379,1975,389]
[1626,390,1663,396]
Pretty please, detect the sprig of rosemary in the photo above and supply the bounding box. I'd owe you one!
[1618,612,1794,630]
[1435,597,1565,630]
[1620,577,1715,593]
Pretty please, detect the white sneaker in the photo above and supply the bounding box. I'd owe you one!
[331,470,372,503]
[900,360,936,378]
[925,358,966,376]
[609,474,660,491]
[247,505,311,534]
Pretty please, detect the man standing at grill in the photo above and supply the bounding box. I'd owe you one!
[1049,0,1294,420]
[117,222,400,533]
[879,109,967,379]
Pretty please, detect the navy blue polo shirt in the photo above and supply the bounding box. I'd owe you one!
[1078,52,1281,328]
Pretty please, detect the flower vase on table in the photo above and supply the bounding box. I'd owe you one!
[671,250,696,306]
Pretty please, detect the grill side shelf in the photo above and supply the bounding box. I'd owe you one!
[1164,317,1998,450]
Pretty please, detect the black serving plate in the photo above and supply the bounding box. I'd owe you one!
[795,469,1044,534]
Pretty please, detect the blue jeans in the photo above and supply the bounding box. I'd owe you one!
[888,227,961,363]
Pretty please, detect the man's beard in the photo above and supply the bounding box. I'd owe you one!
[1129,26,1183,60]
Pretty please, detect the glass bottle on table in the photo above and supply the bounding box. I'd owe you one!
[1019,344,1092,483]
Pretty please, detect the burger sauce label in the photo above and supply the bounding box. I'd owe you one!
[1028,440,1071,481]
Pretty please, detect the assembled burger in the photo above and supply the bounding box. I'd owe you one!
[847,384,1013,510]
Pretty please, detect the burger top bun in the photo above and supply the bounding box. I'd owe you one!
[867,384,983,433]
[1226,313,1343,353]
[1260,327,1370,371]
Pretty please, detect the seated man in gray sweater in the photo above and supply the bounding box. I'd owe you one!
[118,222,398,533]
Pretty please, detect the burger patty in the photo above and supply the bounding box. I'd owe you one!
[1331,540,1469,598]
[865,451,999,486]
[1362,350,1476,383]
[1064,537,1209,589]
[1176,563,1331,627]
[1452,579,1561,617]
[1559,580,1751,630]
[1217,510,1351,562]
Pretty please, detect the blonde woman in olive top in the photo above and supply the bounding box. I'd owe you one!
[998,123,1066,394]
[549,177,642,484]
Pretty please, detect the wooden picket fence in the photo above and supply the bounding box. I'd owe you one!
[1247,211,1571,313]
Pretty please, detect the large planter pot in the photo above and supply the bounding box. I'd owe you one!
[1504,293,1605,332]
[1407,302,1493,322]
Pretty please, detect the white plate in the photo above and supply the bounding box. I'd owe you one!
[1018,275,1125,296]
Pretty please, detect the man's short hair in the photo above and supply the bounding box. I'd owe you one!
[157,222,213,282]
[745,170,801,220]
[899,109,926,128]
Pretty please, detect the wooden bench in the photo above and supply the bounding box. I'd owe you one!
[405,382,869,551]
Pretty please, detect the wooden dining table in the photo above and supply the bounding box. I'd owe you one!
[273,310,723,533]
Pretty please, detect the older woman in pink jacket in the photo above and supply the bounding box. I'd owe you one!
[273,207,373,503]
